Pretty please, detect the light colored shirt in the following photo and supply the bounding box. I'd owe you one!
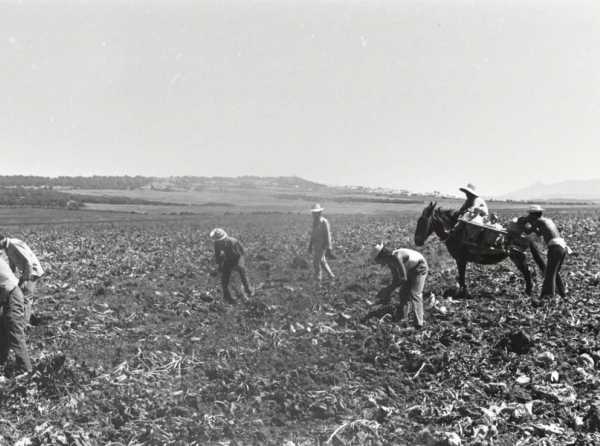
[3,238,44,280]
[0,257,19,294]
[393,248,426,273]
[309,217,332,250]
[471,197,489,216]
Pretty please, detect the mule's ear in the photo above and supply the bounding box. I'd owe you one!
[432,200,437,207]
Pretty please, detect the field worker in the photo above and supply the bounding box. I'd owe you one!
[209,228,253,304]
[371,243,428,329]
[522,205,569,299]
[0,236,44,324]
[456,183,489,220]
[0,257,32,374]
[308,204,335,283]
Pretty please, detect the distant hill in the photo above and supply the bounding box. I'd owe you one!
[0,175,328,191]
[502,179,600,201]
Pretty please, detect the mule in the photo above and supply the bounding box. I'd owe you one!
[414,202,546,298]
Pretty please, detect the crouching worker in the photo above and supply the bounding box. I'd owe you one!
[0,257,32,374]
[0,236,44,325]
[361,243,428,329]
[209,228,253,304]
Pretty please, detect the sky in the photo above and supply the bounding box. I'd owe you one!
[1,0,599,196]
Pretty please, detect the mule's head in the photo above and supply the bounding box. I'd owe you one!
[414,201,437,246]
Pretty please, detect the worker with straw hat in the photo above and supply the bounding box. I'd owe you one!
[209,228,254,304]
[0,257,32,375]
[456,183,488,219]
[308,204,335,284]
[368,243,428,329]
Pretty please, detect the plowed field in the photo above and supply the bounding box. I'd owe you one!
[1,208,599,445]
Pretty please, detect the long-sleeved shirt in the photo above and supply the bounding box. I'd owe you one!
[3,238,44,280]
[457,196,489,218]
[309,217,332,251]
[0,257,19,296]
[213,237,245,267]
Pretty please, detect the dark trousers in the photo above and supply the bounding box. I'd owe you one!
[0,287,32,373]
[221,257,252,302]
[541,245,566,299]
[20,279,37,323]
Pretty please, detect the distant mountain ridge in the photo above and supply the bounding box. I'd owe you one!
[502,179,600,201]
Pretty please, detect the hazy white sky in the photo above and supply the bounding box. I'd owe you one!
[1,0,599,196]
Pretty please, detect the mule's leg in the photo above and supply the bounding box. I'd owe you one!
[457,259,470,298]
[509,249,532,295]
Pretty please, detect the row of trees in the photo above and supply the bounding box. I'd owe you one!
[0,175,328,191]
[0,187,177,208]
[0,175,154,190]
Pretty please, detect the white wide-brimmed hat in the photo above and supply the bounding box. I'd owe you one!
[209,228,228,241]
[310,203,324,213]
[459,183,478,197]
[371,242,384,261]
[528,204,544,214]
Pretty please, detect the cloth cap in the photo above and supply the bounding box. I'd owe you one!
[311,203,324,213]
[459,183,478,197]
[209,228,228,241]
[528,204,544,214]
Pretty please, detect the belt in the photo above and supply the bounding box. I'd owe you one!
[548,237,573,254]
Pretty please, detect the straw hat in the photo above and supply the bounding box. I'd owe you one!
[528,204,544,214]
[310,203,324,213]
[209,228,228,241]
[459,183,478,197]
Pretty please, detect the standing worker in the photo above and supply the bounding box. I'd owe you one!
[0,236,44,325]
[368,243,428,329]
[0,256,32,374]
[308,204,335,284]
[209,228,253,304]
[522,205,569,300]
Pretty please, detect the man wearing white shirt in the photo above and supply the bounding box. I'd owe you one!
[0,236,44,324]
[370,243,428,329]
[0,257,32,374]
[456,183,488,219]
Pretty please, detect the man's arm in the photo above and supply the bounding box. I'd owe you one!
[324,220,332,249]
[214,245,224,269]
[390,257,407,286]
[376,259,406,304]
[456,200,470,218]
[236,240,245,256]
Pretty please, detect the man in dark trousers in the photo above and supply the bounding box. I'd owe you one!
[522,205,569,300]
[210,228,253,304]
[0,257,32,375]
[0,235,45,325]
